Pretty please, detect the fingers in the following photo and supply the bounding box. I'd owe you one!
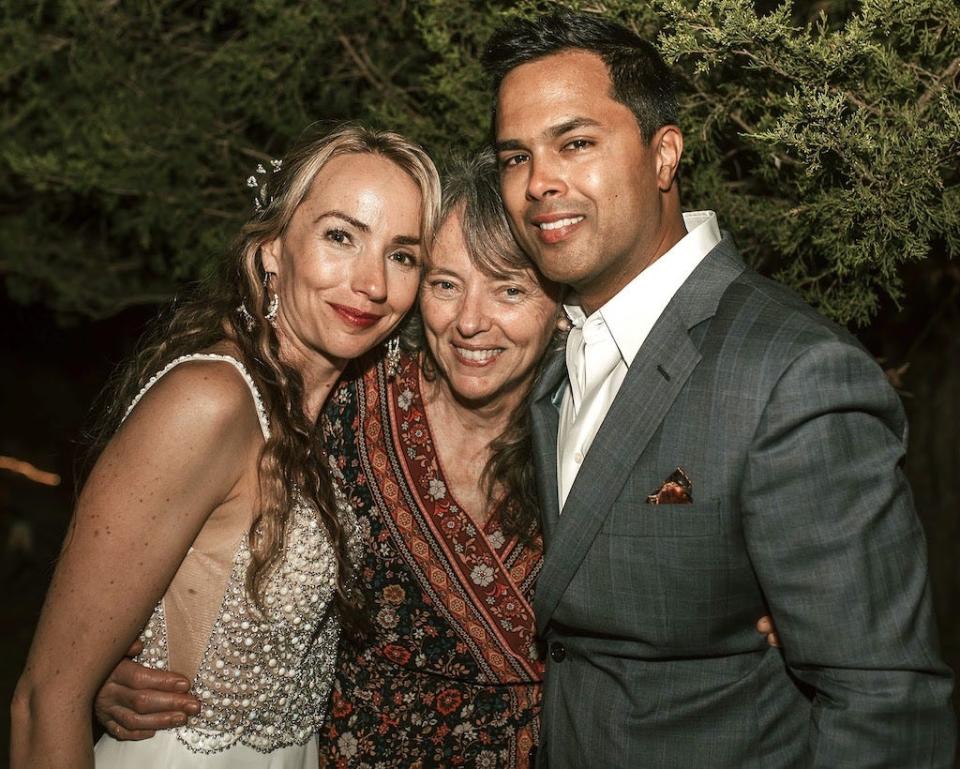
[101,717,157,742]
[101,705,192,740]
[127,689,201,717]
[98,678,200,717]
[111,658,191,693]
[755,615,781,648]
[107,701,193,731]
[124,639,145,658]
[96,682,199,740]
[95,670,200,741]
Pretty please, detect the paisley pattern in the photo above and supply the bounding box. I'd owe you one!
[318,352,544,768]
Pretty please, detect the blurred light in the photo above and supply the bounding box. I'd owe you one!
[0,455,61,486]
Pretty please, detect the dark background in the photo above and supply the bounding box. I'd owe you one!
[2,0,958,764]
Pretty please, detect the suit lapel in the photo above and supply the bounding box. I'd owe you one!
[530,349,566,544]
[533,307,700,632]
[532,236,747,633]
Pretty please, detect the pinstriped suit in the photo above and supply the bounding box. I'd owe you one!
[530,235,956,768]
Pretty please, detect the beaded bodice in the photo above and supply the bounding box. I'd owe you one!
[126,354,356,754]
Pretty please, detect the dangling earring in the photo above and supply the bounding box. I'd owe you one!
[237,303,255,332]
[385,335,401,378]
[264,272,279,326]
[265,293,279,326]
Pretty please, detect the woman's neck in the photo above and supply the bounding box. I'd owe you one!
[277,334,347,422]
[419,369,519,444]
[418,354,530,526]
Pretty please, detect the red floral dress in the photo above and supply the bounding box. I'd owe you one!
[318,352,544,768]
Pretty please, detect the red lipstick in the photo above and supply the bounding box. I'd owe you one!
[328,303,383,329]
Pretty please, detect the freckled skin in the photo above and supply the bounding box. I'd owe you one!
[260,153,424,380]
[12,148,429,769]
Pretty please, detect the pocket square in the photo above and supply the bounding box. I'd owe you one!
[646,466,693,504]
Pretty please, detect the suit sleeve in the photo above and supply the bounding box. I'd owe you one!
[741,339,956,768]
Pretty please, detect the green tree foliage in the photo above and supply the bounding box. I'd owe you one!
[2,0,957,325]
[0,0,432,318]
[657,0,960,324]
[416,0,960,325]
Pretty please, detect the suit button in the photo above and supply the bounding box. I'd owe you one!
[550,641,566,662]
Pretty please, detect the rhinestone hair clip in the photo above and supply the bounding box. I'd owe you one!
[246,158,283,213]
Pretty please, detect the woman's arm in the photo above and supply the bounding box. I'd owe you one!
[10,361,262,769]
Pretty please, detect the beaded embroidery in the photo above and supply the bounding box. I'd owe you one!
[125,354,356,753]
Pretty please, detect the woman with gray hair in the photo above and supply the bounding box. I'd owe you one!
[314,149,563,767]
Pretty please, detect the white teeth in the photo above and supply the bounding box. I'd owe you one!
[454,347,501,362]
[538,216,584,231]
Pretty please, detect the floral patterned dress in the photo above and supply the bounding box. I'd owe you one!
[318,352,544,769]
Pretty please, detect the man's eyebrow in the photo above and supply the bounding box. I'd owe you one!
[549,117,602,138]
[393,235,421,246]
[314,210,370,231]
[495,117,603,152]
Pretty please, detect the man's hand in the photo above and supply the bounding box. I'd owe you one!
[756,615,781,648]
[95,641,200,740]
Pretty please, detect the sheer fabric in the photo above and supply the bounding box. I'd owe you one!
[95,354,354,767]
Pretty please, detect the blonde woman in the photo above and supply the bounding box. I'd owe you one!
[11,124,440,769]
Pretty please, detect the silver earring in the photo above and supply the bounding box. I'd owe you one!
[265,293,279,326]
[263,272,279,326]
[385,335,401,378]
[237,303,255,331]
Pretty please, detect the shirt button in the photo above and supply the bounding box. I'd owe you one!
[574,451,583,464]
[550,642,566,662]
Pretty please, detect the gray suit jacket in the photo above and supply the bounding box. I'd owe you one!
[530,236,955,768]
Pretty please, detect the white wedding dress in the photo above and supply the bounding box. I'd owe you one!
[95,354,354,768]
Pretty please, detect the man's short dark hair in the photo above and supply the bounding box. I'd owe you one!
[481,9,678,142]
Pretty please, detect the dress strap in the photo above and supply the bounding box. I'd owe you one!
[123,353,271,440]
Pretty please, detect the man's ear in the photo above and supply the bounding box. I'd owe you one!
[654,125,683,192]
[260,236,282,275]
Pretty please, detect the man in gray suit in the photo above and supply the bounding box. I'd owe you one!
[483,10,955,768]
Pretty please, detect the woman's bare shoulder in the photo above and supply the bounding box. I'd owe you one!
[120,355,264,448]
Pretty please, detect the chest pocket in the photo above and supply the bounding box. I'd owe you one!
[601,497,721,537]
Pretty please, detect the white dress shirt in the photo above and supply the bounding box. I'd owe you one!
[557,210,722,509]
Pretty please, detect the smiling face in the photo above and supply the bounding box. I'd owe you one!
[261,152,423,370]
[494,49,683,313]
[421,210,561,410]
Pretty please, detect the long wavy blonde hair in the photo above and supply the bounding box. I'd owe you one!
[91,124,440,628]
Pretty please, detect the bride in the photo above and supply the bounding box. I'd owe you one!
[11,124,439,769]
